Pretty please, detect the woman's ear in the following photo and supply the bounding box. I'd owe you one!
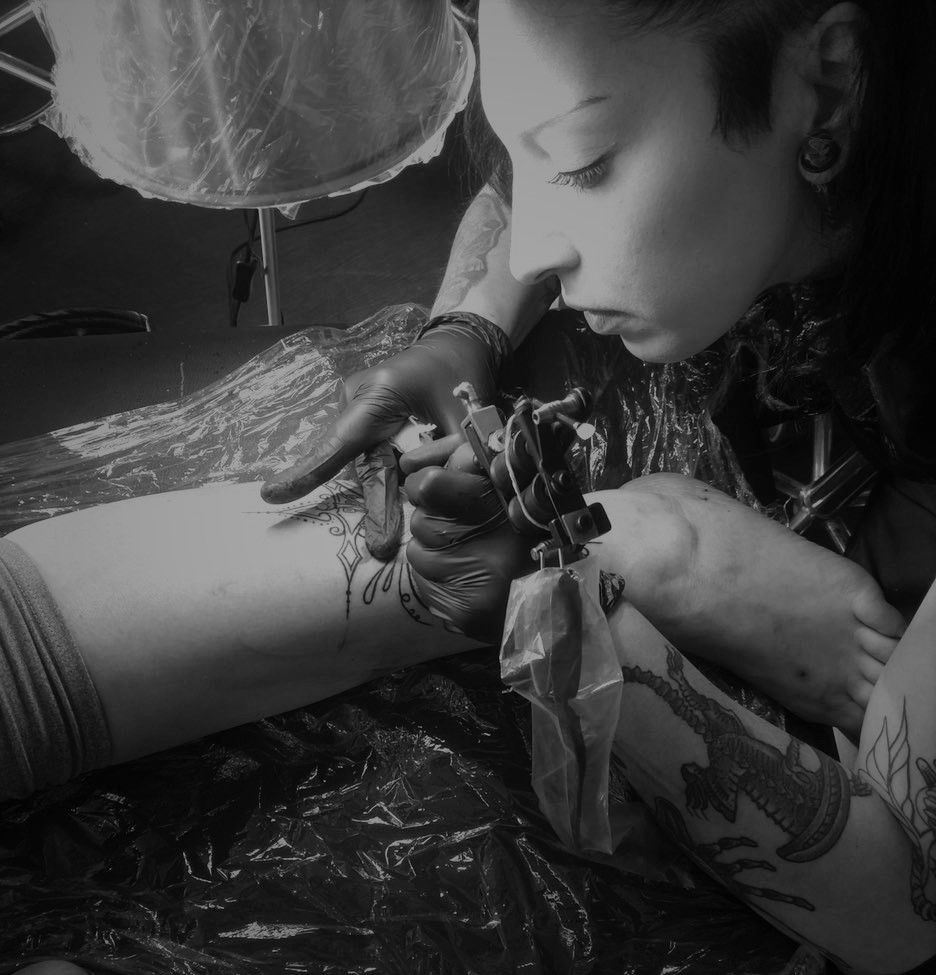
[803,1,866,132]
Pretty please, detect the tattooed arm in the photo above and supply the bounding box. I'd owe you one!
[855,579,936,965]
[605,592,936,974]
[6,481,480,768]
[430,183,558,343]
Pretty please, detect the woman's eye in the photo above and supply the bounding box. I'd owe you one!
[546,154,610,191]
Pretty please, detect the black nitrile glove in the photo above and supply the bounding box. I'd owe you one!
[261,314,513,561]
[405,443,535,644]
[406,407,583,642]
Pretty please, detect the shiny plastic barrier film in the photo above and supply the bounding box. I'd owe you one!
[500,561,624,856]
[0,307,810,974]
[32,0,474,213]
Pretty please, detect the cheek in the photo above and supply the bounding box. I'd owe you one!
[579,136,801,345]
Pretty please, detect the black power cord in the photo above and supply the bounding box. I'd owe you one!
[227,190,369,327]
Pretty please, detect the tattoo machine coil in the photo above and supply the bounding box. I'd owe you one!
[454,382,611,567]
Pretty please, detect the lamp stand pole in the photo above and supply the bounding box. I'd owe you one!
[257,207,282,327]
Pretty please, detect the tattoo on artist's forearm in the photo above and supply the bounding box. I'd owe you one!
[859,703,936,922]
[248,484,433,625]
[622,646,872,912]
[432,188,509,316]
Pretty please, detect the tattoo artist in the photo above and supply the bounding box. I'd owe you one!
[262,2,936,970]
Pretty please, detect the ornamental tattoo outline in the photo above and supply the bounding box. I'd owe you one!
[859,702,936,921]
[247,482,434,626]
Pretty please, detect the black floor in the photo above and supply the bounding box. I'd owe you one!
[0,2,476,442]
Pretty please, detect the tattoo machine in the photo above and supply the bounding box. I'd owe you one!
[453,382,612,568]
[455,381,625,855]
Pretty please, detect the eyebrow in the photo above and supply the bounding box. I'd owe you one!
[521,95,611,139]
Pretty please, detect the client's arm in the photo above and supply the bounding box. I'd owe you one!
[605,587,936,975]
[6,481,480,767]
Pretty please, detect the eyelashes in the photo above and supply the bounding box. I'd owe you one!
[546,153,611,191]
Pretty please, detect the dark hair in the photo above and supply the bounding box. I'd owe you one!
[460,0,936,465]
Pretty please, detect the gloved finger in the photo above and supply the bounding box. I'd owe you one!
[410,574,468,635]
[444,441,483,474]
[406,536,481,585]
[405,466,502,520]
[406,542,506,645]
[399,432,464,475]
[261,392,409,503]
[354,441,404,562]
[410,505,507,551]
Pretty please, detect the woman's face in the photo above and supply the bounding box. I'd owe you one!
[479,0,827,362]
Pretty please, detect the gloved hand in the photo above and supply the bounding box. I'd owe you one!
[405,415,577,644]
[261,313,514,560]
[405,443,536,644]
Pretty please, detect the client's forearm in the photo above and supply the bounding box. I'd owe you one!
[607,601,935,974]
[7,481,479,765]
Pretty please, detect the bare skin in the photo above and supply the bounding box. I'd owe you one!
[592,474,905,738]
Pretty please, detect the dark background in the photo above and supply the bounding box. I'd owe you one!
[0,1,475,442]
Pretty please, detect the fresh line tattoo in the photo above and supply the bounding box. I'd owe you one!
[248,483,433,626]
[859,702,936,921]
[432,187,509,316]
[621,645,872,911]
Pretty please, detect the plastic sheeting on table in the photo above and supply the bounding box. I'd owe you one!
[0,305,765,532]
[0,304,812,974]
[33,0,474,211]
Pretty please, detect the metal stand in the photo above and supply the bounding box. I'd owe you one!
[0,3,53,92]
[773,413,878,553]
[257,207,282,327]
[0,1,54,141]
[0,1,286,331]
[0,3,37,42]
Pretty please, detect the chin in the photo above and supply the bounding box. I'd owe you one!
[615,330,690,364]
[619,319,727,364]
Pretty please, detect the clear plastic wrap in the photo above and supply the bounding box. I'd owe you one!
[500,564,623,856]
[0,307,761,531]
[0,305,806,974]
[33,0,474,210]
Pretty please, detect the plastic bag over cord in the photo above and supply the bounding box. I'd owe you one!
[500,563,623,856]
[33,0,474,211]
[0,305,803,973]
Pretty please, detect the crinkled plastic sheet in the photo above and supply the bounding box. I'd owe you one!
[510,309,763,510]
[34,0,474,212]
[0,304,808,974]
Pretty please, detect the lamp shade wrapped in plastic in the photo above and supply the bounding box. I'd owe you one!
[33,0,475,208]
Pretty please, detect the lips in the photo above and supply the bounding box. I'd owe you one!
[563,298,622,317]
[559,294,636,334]
[582,309,643,337]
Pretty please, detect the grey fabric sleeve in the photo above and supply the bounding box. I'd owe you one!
[0,536,112,799]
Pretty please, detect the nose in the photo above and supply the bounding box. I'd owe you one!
[507,179,579,287]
